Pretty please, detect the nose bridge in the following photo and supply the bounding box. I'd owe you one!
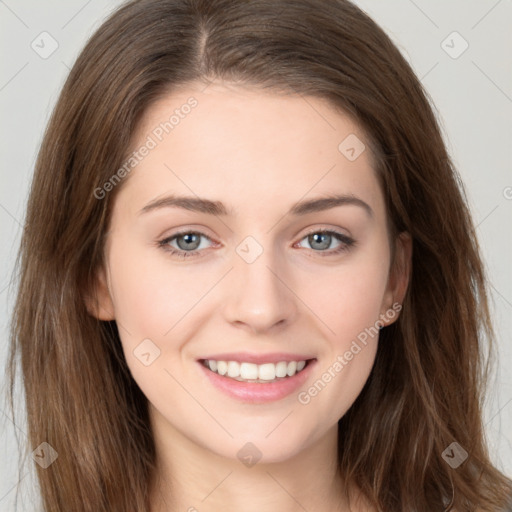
[222,234,296,333]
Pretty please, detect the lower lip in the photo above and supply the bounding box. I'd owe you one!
[198,360,316,403]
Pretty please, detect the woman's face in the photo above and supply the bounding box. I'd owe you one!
[89,81,409,464]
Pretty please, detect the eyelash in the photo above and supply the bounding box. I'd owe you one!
[157,229,356,260]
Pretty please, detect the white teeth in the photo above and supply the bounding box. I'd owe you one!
[258,363,276,381]
[217,360,228,376]
[275,361,288,378]
[203,359,309,382]
[240,362,258,380]
[227,361,240,378]
[286,361,297,376]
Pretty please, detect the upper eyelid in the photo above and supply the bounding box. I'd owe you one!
[300,226,351,238]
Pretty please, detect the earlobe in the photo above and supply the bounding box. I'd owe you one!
[381,231,412,325]
[84,264,115,321]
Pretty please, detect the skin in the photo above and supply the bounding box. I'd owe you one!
[87,81,411,512]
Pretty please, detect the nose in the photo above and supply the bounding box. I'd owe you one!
[222,244,298,335]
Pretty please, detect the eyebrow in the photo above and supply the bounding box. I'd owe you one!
[138,193,373,218]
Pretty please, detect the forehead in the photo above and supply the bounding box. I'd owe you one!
[115,81,384,220]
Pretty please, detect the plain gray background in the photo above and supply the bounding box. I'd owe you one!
[1,0,511,510]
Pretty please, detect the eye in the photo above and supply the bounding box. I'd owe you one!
[157,228,356,260]
[295,229,355,256]
[157,231,215,259]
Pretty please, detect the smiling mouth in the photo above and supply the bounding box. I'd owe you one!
[200,358,315,383]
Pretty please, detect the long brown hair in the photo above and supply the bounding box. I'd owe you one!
[7,0,512,510]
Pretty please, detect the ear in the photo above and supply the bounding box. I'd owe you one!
[84,264,115,321]
[380,231,412,326]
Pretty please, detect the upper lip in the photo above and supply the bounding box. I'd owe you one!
[198,352,316,364]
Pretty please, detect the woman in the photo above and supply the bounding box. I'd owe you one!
[8,0,512,510]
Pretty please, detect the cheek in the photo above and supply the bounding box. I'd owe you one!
[305,342,378,429]
[311,246,390,420]
[107,236,214,339]
[105,238,208,400]
[298,264,387,424]
[306,248,391,346]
